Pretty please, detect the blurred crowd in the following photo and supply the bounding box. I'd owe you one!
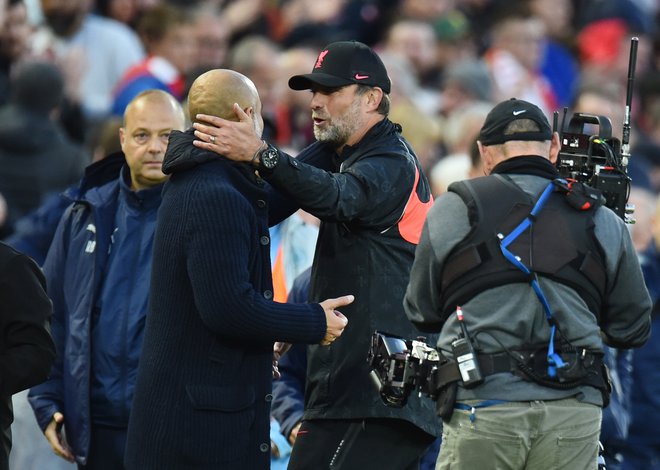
[2,0,660,469]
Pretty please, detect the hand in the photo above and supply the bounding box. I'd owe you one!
[44,412,75,462]
[319,295,353,346]
[192,104,263,163]
[289,421,302,445]
[274,341,292,360]
[271,439,280,459]
[272,342,291,379]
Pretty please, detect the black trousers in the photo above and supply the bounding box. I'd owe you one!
[288,418,436,470]
[78,424,127,470]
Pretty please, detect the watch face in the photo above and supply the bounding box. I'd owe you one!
[261,147,279,170]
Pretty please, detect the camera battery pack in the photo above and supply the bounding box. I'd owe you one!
[451,337,484,388]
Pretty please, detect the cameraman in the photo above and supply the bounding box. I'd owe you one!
[403,98,652,470]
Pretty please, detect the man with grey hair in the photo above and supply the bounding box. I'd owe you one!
[192,40,439,469]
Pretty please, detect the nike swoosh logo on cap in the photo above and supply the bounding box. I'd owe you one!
[355,74,370,80]
[513,110,527,116]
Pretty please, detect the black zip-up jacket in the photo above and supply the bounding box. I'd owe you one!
[264,119,441,437]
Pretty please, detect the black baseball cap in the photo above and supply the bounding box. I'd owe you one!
[478,98,553,146]
[288,40,391,94]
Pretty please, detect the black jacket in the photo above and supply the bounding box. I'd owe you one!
[0,242,55,470]
[264,119,441,436]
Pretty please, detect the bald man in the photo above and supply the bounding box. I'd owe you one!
[124,70,351,470]
[28,89,186,470]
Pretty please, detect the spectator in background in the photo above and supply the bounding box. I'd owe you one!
[431,8,477,81]
[483,4,558,117]
[429,101,490,196]
[0,61,88,237]
[95,0,139,28]
[28,90,186,469]
[1,0,89,144]
[275,46,318,151]
[32,0,144,128]
[529,0,579,107]
[111,3,196,116]
[398,0,454,24]
[432,58,492,180]
[0,241,55,470]
[632,71,660,192]
[0,0,32,105]
[276,0,349,48]
[384,19,439,88]
[438,58,492,117]
[191,4,229,72]
[378,51,443,172]
[382,18,441,111]
[227,35,285,144]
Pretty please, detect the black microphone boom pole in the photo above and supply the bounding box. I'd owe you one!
[621,36,639,167]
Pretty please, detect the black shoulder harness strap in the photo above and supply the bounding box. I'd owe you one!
[440,175,607,321]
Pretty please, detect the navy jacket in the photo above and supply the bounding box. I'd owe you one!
[124,130,326,470]
[28,157,161,464]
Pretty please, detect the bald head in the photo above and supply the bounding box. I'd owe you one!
[123,89,185,127]
[188,69,262,125]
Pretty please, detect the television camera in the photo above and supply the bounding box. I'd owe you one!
[555,37,638,223]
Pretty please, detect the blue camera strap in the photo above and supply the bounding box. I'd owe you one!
[454,400,508,422]
[498,180,566,377]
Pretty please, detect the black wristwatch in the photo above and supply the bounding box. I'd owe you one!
[259,144,279,172]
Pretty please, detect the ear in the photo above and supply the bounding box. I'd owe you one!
[477,141,493,175]
[365,87,383,112]
[119,127,126,148]
[548,131,561,164]
[244,106,253,117]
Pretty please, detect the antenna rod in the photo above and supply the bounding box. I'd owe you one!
[621,37,639,166]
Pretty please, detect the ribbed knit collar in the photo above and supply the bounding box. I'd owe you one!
[163,129,256,182]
